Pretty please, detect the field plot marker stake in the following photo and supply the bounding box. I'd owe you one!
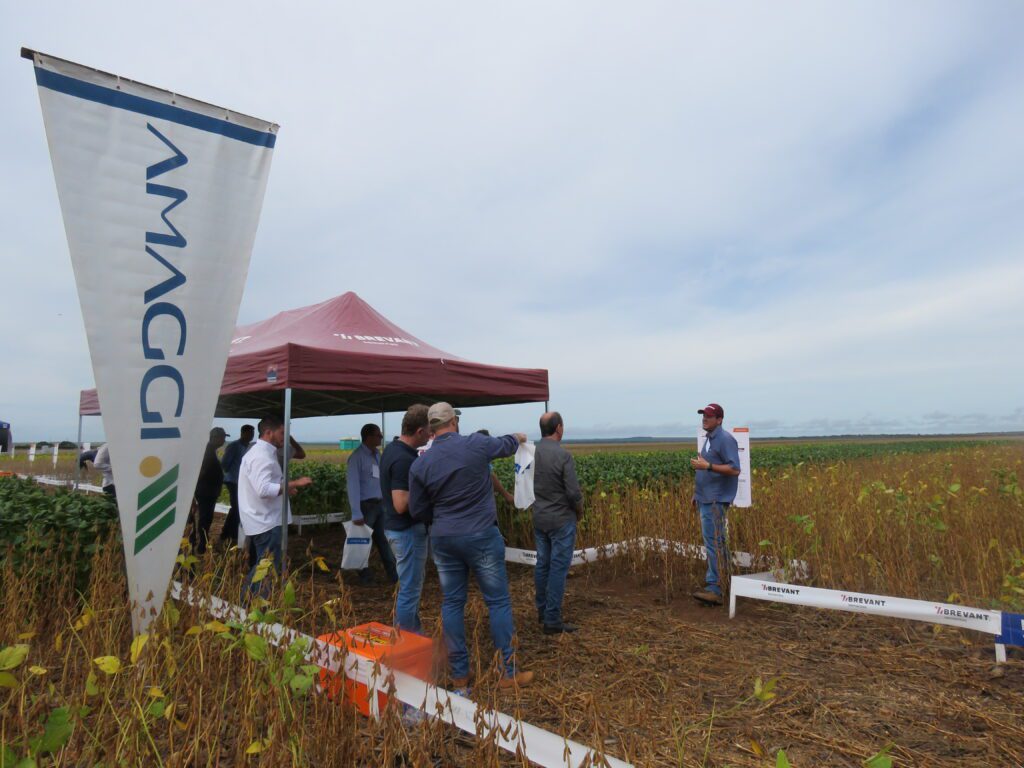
[280,386,292,571]
[73,414,83,489]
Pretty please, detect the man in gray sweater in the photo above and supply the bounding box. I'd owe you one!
[533,411,584,634]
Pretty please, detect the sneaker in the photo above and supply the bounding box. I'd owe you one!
[542,622,578,634]
[692,589,724,606]
[497,670,534,691]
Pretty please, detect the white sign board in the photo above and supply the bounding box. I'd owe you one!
[28,49,277,632]
[697,426,751,508]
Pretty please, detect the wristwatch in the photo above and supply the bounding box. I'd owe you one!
[706,461,713,472]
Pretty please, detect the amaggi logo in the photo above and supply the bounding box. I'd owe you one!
[135,123,188,553]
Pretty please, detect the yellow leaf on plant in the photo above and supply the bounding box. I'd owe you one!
[130,634,149,664]
[93,655,122,675]
[162,639,177,675]
[204,620,231,634]
[0,671,18,688]
[73,609,94,631]
[313,556,329,572]
[147,686,165,698]
[54,632,63,653]
[245,739,270,755]
[174,717,188,731]
[28,666,47,676]
[185,625,202,636]
[17,631,36,641]
[0,644,30,671]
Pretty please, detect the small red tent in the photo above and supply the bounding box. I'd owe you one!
[79,292,549,418]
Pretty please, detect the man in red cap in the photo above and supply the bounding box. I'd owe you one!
[690,403,741,605]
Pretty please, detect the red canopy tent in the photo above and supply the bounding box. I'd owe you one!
[79,291,549,418]
[76,293,549,545]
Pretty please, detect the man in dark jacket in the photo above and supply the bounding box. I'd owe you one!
[533,411,584,634]
[409,402,533,691]
[219,424,254,545]
[191,427,227,555]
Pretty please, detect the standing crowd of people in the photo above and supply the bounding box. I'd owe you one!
[178,399,739,691]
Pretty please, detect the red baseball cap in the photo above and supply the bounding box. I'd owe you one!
[698,403,724,419]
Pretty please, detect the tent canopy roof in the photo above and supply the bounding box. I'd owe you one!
[80,292,548,418]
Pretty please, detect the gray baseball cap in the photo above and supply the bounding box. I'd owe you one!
[427,402,461,427]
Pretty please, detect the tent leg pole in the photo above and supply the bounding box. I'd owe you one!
[544,401,549,412]
[381,410,385,442]
[281,387,292,577]
[73,415,83,490]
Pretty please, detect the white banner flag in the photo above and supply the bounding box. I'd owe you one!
[27,50,278,632]
[697,426,752,508]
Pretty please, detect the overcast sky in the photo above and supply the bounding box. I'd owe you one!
[2,1,1023,442]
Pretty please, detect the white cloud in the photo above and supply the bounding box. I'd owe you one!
[2,1,1023,439]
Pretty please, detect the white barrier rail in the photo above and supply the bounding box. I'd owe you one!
[171,581,633,768]
[24,474,346,532]
[730,571,1013,662]
[506,537,809,579]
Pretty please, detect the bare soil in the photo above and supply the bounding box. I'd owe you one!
[206,517,1024,767]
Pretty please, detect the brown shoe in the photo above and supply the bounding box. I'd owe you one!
[497,670,534,691]
[692,589,724,606]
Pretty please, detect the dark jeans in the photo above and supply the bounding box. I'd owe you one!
[242,526,283,601]
[432,528,517,678]
[356,499,399,583]
[534,520,577,626]
[220,481,240,541]
[190,495,218,555]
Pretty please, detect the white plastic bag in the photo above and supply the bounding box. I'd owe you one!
[513,442,536,510]
[341,520,372,570]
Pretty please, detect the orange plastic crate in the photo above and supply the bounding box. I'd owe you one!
[317,622,433,717]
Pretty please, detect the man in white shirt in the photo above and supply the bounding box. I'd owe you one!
[89,443,116,499]
[239,415,312,599]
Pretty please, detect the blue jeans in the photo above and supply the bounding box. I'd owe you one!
[431,528,517,679]
[242,526,283,601]
[385,524,428,633]
[534,520,577,626]
[698,502,730,596]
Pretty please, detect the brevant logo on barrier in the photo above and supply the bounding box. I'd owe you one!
[135,123,188,555]
[841,594,887,607]
[934,605,990,622]
[761,584,800,595]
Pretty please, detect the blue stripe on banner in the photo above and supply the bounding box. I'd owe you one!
[997,611,1024,647]
[34,67,276,148]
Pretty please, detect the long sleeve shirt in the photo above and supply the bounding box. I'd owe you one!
[221,438,251,483]
[195,442,224,500]
[92,444,114,487]
[346,443,382,521]
[238,439,291,536]
[408,431,519,537]
[532,437,584,532]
